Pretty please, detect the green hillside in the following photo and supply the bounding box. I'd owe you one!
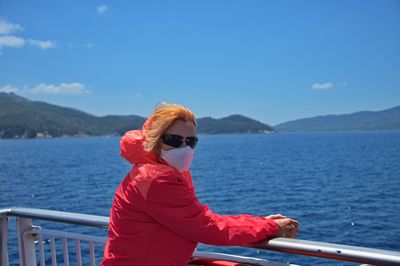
[197,115,274,134]
[0,93,146,138]
[0,93,274,139]
[274,106,400,132]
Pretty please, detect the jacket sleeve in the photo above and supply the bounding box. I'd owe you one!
[143,173,279,246]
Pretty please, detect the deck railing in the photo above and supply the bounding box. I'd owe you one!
[1,207,400,266]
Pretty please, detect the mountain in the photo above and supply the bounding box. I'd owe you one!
[197,115,274,134]
[274,106,400,132]
[0,93,274,139]
[0,92,146,138]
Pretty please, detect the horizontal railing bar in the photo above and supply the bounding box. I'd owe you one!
[0,208,12,216]
[249,238,400,266]
[0,207,108,228]
[3,207,400,265]
[192,251,291,266]
[28,229,107,243]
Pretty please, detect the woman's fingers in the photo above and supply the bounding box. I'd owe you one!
[289,219,299,228]
[283,226,297,238]
[275,218,300,238]
[288,222,299,237]
[265,214,287,220]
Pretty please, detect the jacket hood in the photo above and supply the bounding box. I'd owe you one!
[120,118,159,164]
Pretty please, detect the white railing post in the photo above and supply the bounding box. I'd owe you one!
[16,217,37,266]
[1,216,9,266]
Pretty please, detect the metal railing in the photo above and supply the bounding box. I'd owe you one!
[28,228,106,266]
[1,207,400,266]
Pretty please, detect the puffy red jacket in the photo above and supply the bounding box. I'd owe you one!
[101,128,279,266]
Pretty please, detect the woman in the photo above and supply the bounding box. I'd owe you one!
[101,103,299,266]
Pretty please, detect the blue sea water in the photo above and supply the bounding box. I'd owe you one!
[1,132,400,265]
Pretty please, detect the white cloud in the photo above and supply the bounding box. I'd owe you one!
[27,39,55,49]
[0,83,90,95]
[30,83,90,95]
[311,81,348,90]
[0,35,25,48]
[0,19,23,34]
[0,36,55,51]
[0,84,20,93]
[311,82,334,90]
[0,18,54,53]
[97,5,108,14]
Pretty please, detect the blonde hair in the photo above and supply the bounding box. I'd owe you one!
[143,102,196,154]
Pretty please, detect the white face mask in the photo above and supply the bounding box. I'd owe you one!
[160,146,195,172]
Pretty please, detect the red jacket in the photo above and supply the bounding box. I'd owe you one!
[101,128,279,266]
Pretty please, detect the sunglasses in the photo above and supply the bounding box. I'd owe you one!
[161,134,198,149]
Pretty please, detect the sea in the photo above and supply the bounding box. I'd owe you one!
[1,132,400,266]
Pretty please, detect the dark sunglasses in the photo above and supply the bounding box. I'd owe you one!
[161,134,198,149]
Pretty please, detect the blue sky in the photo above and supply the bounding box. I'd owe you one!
[1,0,399,125]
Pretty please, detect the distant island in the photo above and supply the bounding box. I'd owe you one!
[1,92,399,139]
[274,105,400,132]
[0,92,274,139]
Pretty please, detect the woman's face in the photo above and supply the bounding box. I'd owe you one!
[161,120,196,151]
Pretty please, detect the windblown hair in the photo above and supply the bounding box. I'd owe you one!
[143,102,196,154]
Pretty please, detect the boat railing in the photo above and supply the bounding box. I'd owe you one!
[1,207,400,266]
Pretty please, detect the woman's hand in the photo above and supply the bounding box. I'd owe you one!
[265,214,287,220]
[265,214,299,238]
[275,218,299,238]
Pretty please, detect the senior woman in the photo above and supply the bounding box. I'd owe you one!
[101,103,299,266]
